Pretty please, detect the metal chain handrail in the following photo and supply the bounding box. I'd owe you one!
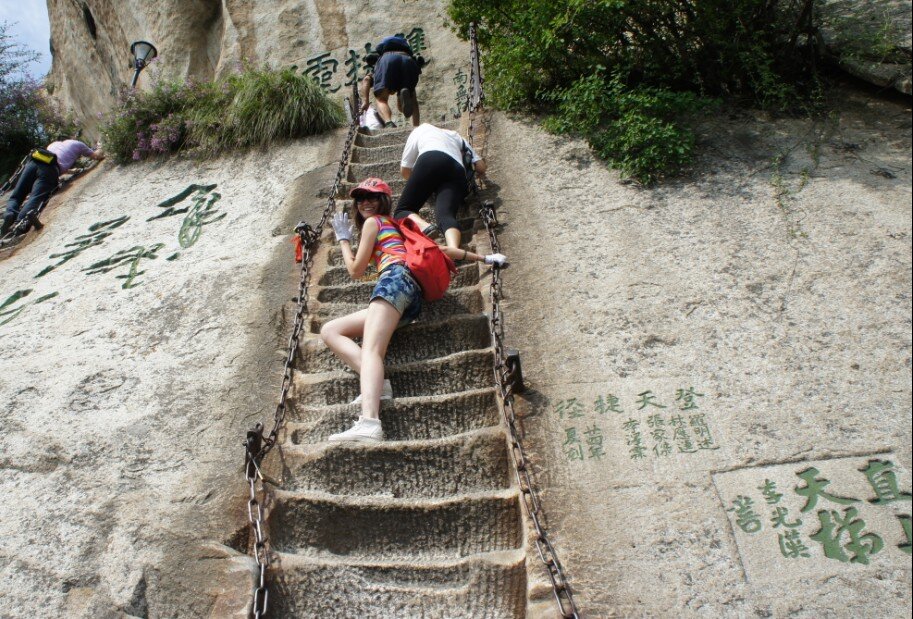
[243,86,361,618]
[466,22,484,164]
[467,22,581,619]
[468,22,484,114]
[0,154,29,194]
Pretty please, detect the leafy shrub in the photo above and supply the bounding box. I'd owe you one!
[449,0,822,183]
[590,112,695,185]
[101,67,345,164]
[543,72,705,183]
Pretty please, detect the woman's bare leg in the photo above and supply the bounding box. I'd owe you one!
[319,309,369,373]
[359,299,401,420]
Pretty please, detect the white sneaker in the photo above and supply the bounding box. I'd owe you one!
[350,379,393,404]
[328,416,383,442]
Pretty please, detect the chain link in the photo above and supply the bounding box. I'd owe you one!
[0,154,29,194]
[243,91,360,618]
[468,23,580,619]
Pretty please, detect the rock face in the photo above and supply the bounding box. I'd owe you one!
[817,0,912,94]
[487,85,911,615]
[4,1,907,617]
[0,136,339,616]
[45,0,470,137]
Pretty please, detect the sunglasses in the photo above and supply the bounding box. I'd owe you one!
[354,193,383,203]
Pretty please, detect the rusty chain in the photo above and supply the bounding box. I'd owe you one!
[467,22,581,619]
[0,154,28,194]
[243,88,360,618]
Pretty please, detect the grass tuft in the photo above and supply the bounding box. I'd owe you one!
[101,67,345,164]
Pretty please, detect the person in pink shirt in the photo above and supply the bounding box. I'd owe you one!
[2,137,104,236]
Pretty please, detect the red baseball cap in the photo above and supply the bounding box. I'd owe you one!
[350,177,392,198]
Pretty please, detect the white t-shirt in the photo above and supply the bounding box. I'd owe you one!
[400,123,481,169]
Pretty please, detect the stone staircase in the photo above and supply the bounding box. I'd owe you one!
[266,123,527,617]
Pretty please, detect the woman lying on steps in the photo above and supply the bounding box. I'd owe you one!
[321,177,508,442]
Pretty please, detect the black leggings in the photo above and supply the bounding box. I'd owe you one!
[394,151,466,233]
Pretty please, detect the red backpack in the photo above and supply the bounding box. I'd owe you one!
[379,217,456,301]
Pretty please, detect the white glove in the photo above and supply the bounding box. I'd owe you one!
[484,253,509,268]
[332,211,354,243]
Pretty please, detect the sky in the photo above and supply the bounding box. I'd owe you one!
[1,0,52,78]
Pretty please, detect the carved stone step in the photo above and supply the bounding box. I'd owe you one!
[281,427,510,498]
[348,160,402,182]
[270,551,526,619]
[287,388,500,442]
[350,144,402,164]
[353,121,459,149]
[308,288,484,332]
[268,489,522,560]
[291,349,494,407]
[354,130,412,149]
[297,314,491,372]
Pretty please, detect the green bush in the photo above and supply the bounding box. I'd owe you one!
[2,21,80,183]
[543,72,705,183]
[101,67,345,164]
[449,0,822,183]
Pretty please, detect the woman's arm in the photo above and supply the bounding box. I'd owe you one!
[340,217,379,278]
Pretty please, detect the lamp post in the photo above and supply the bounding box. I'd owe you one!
[129,40,158,88]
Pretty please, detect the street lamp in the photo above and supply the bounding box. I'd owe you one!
[130,40,158,88]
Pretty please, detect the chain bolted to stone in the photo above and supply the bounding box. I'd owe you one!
[477,198,580,619]
[242,95,360,617]
[471,37,580,615]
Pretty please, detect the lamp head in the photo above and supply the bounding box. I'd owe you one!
[130,40,158,70]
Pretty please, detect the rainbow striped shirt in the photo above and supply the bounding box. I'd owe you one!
[372,216,407,273]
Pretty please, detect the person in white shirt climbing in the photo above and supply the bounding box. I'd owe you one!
[394,123,507,268]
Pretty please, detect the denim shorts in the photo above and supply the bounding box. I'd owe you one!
[371,262,422,326]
